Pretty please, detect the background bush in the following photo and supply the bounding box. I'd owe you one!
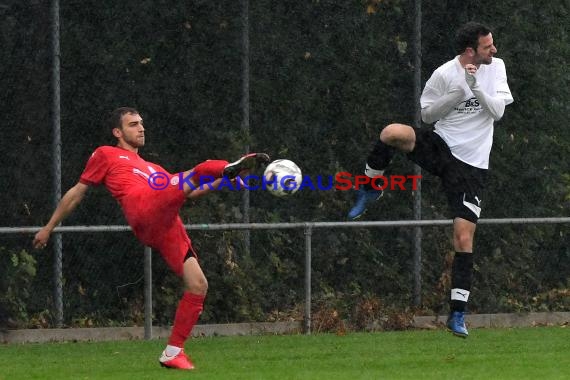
[0,0,568,328]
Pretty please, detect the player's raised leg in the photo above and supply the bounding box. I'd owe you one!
[178,153,271,196]
[223,153,271,178]
[348,124,415,220]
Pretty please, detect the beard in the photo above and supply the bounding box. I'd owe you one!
[478,55,493,65]
[125,136,145,148]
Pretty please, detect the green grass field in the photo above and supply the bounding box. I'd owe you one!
[1,326,568,380]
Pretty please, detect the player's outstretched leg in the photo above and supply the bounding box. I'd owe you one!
[446,311,469,338]
[223,153,270,179]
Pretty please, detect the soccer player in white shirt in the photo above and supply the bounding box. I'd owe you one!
[347,22,513,337]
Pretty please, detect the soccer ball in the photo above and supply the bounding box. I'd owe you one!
[263,159,303,197]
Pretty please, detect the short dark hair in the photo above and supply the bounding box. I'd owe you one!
[455,22,492,54]
[107,107,140,130]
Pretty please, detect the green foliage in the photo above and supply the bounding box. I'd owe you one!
[0,0,568,328]
[0,247,37,327]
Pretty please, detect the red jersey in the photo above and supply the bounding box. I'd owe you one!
[79,146,192,276]
[77,146,229,276]
[80,146,173,203]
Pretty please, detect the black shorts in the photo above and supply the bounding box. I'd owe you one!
[407,128,487,223]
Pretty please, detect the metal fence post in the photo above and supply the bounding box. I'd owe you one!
[144,246,152,340]
[53,234,63,327]
[412,0,423,307]
[303,224,312,335]
[50,0,63,328]
[240,0,251,260]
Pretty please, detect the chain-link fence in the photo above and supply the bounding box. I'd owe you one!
[1,0,569,330]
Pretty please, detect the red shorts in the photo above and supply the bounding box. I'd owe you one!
[122,182,192,277]
[119,160,228,276]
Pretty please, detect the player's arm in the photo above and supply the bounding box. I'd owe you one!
[186,177,242,199]
[421,74,466,124]
[464,64,507,121]
[186,177,221,199]
[33,182,89,249]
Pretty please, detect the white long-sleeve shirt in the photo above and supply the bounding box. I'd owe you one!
[421,56,514,169]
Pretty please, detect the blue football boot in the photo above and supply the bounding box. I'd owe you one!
[347,187,383,220]
[447,311,468,338]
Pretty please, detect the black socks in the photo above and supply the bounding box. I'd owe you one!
[362,140,395,191]
[450,252,473,312]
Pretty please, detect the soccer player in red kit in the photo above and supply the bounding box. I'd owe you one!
[33,107,270,370]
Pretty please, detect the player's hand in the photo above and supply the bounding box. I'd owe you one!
[33,227,51,250]
[464,64,477,88]
[233,176,246,189]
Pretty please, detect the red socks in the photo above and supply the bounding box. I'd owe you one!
[192,160,228,179]
[167,292,205,348]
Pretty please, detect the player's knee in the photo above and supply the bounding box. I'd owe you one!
[454,231,473,251]
[197,278,208,294]
[186,276,208,295]
[380,124,415,152]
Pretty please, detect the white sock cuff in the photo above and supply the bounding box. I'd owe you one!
[165,345,182,356]
[365,164,384,178]
[451,288,470,302]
